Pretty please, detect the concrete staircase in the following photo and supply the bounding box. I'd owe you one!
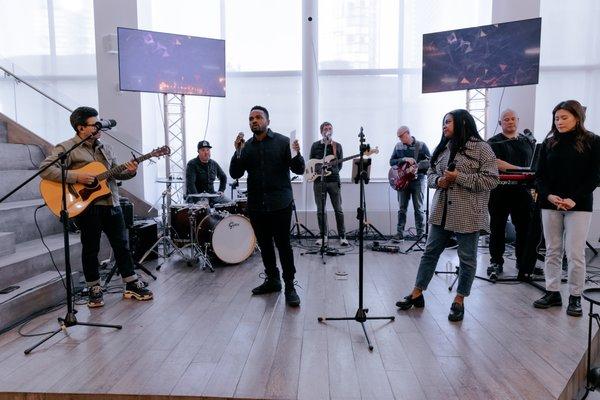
[0,119,82,333]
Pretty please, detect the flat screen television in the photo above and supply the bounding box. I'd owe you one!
[422,18,541,93]
[117,27,226,97]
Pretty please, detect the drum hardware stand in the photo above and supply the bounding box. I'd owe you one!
[140,182,187,270]
[318,128,394,351]
[290,200,316,239]
[179,209,214,272]
[403,184,430,253]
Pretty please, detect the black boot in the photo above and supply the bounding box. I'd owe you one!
[395,293,425,310]
[448,302,464,322]
[533,291,562,309]
[284,281,300,307]
[566,295,582,317]
[252,273,282,295]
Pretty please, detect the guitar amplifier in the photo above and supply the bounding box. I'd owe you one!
[129,220,157,261]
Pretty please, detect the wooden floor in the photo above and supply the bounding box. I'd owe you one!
[0,239,598,400]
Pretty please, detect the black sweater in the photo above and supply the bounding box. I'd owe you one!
[535,130,600,211]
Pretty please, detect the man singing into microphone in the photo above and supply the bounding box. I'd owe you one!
[230,105,305,307]
[309,122,348,247]
[486,109,535,280]
[39,106,153,308]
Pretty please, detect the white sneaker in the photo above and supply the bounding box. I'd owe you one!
[340,237,349,246]
[315,236,328,246]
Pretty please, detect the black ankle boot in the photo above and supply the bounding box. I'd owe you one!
[566,295,582,317]
[252,276,282,295]
[533,291,562,309]
[448,302,464,322]
[395,293,425,310]
[284,281,300,307]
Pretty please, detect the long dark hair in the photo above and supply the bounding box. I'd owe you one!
[430,109,483,167]
[547,100,593,153]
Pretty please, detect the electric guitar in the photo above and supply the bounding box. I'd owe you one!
[304,147,379,182]
[388,162,418,190]
[40,145,170,218]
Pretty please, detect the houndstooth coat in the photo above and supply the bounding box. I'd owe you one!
[427,138,499,234]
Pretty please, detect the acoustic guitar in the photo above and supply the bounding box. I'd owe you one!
[40,145,170,218]
[304,147,379,182]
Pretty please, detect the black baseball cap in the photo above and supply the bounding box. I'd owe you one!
[197,140,212,149]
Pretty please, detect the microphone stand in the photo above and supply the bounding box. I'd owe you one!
[302,136,343,264]
[18,133,122,355]
[318,127,394,351]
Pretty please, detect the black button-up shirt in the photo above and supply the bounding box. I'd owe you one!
[230,129,305,212]
[186,158,227,196]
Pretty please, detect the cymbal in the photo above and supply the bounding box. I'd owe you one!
[156,178,184,183]
[187,192,219,198]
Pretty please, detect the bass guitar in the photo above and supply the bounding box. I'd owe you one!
[40,145,170,218]
[304,147,379,182]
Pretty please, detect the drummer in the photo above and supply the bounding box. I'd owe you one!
[185,140,231,206]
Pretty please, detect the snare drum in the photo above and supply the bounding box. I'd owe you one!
[170,204,209,244]
[196,213,256,264]
[213,202,237,214]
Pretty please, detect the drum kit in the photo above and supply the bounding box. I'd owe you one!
[141,178,256,272]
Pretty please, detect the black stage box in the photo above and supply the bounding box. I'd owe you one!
[129,220,158,261]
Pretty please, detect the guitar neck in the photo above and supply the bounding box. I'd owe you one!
[327,153,361,166]
[96,152,154,181]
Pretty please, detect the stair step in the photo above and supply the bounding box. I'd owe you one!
[0,199,62,242]
[0,232,82,288]
[0,270,79,334]
[0,143,45,170]
[0,232,15,257]
[0,170,42,202]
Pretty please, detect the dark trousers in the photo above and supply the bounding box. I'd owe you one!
[76,205,136,286]
[314,180,345,237]
[249,205,296,283]
[488,186,533,270]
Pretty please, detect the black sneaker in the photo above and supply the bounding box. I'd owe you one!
[87,285,104,308]
[566,295,582,317]
[395,294,425,310]
[251,277,282,295]
[124,280,154,301]
[448,302,464,322]
[486,263,502,279]
[533,291,562,309]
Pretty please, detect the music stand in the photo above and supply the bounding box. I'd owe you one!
[318,128,394,351]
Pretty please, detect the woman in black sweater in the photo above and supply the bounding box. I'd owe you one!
[533,100,600,316]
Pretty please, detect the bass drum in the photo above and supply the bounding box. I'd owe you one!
[196,213,256,264]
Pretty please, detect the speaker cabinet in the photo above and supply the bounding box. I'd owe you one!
[129,220,158,261]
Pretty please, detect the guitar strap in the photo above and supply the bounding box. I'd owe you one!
[331,140,337,159]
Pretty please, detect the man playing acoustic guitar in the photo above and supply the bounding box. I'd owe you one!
[389,126,431,241]
[39,106,153,308]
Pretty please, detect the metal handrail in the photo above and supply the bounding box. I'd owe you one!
[0,65,73,113]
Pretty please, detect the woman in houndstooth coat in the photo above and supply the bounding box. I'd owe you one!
[395,109,499,322]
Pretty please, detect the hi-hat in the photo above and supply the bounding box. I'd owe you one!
[187,192,219,198]
[156,177,184,184]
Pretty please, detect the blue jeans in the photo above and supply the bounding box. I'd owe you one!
[397,178,425,235]
[414,224,479,297]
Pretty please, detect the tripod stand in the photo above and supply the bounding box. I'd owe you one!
[139,180,187,270]
[15,138,122,354]
[404,183,429,253]
[290,199,316,239]
[318,127,394,351]
[346,172,386,241]
[302,139,343,264]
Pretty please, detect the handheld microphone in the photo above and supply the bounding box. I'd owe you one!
[447,161,456,171]
[95,119,117,130]
[523,128,536,144]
